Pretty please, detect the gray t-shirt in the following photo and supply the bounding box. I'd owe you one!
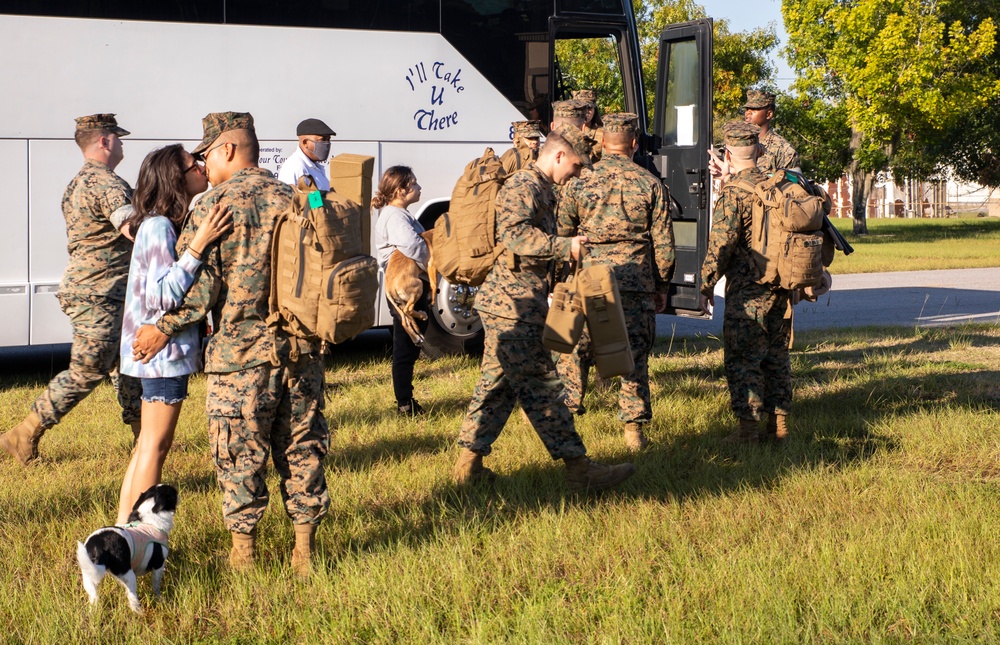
[373,204,429,274]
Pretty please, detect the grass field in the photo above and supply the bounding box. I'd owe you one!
[828,216,1000,274]
[2,325,999,643]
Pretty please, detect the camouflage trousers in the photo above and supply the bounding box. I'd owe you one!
[723,307,792,421]
[458,313,587,461]
[32,293,141,428]
[206,352,329,534]
[556,292,656,424]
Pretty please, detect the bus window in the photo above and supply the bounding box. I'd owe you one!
[658,38,702,148]
[227,0,438,31]
[0,0,223,22]
[553,33,626,113]
[557,0,627,15]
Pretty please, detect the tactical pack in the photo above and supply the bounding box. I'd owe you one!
[731,170,832,291]
[267,176,378,355]
[543,278,585,354]
[432,147,506,287]
[576,260,634,378]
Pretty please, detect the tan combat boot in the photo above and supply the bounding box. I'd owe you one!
[291,523,317,579]
[229,530,256,571]
[723,418,759,443]
[0,411,47,465]
[623,422,649,452]
[765,413,789,442]
[564,455,635,491]
[453,447,496,484]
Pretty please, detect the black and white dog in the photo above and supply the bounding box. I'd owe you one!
[75,484,178,613]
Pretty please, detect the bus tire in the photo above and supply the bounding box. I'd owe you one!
[421,276,484,358]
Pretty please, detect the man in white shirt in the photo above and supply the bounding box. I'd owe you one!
[277,118,336,190]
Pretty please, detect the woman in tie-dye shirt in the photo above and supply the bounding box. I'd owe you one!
[114,144,231,524]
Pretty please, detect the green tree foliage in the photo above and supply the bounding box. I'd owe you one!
[555,0,777,126]
[783,0,1000,233]
[777,94,852,183]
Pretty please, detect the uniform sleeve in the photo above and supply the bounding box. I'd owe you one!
[383,209,430,269]
[101,180,133,230]
[650,182,675,291]
[140,220,203,312]
[155,201,220,336]
[496,177,572,261]
[556,178,581,237]
[699,188,742,295]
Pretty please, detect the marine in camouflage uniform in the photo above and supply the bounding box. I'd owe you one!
[149,113,328,562]
[556,114,675,449]
[573,89,604,162]
[742,90,800,176]
[700,121,792,441]
[1,114,141,465]
[455,128,635,490]
[499,120,542,175]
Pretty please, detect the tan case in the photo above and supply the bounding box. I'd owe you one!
[543,280,585,354]
[577,262,634,378]
[328,153,375,252]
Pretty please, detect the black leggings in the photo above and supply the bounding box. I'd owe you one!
[388,280,431,406]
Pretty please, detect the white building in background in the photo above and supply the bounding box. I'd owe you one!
[823,173,999,219]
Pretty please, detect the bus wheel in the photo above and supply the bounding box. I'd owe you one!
[422,277,484,358]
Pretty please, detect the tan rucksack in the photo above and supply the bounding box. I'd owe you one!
[576,260,634,379]
[432,147,506,287]
[731,170,831,291]
[267,176,378,356]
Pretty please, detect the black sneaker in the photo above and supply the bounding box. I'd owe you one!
[397,400,426,416]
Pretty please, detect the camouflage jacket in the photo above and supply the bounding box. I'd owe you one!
[701,166,790,321]
[59,160,134,300]
[157,167,298,373]
[757,129,800,176]
[583,125,604,162]
[475,166,573,326]
[558,153,675,293]
[499,146,534,175]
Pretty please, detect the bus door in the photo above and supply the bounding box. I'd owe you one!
[652,19,713,317]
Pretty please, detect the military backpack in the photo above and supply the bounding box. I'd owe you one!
[730,170,833,291]
[267,176,378,354]
[432,147,507,287]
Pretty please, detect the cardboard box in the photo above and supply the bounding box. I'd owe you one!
[329,153,375,252]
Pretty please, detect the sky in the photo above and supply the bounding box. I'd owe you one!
[698,0,795,90]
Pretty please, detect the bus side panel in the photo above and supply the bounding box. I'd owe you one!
[0,140,30,347]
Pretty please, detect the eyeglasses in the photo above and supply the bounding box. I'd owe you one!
[200,141,235,160]
[182,159,203,174]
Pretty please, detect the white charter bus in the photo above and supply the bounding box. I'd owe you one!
[0,0,713,355]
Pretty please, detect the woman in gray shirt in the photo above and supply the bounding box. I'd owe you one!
[372,166,429,415]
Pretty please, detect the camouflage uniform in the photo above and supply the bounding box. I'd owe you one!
[701,121,792,422]
[742,90,800,176]
[458,156,591,461]
[573,89,604,162]
[156,112,328,534]
[556,114,675,424]
[32,114,141,429]
[500,120,541,175]
[758,130,800,176]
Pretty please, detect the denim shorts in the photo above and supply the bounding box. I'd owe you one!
[140,375,190,404]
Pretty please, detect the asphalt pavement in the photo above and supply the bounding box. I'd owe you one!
[657,267,1000,338]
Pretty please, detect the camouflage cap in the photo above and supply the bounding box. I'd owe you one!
[552,124,594,169]
[602,112,638,135]
[551,99,589,119]
[722,120,760,147]
[192,111,255,156]
[742,89,776,110]
[571,89,598,106]
[75,113,130,137]
[513,120,543,139]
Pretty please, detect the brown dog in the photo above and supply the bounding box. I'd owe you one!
[384,230,437,346]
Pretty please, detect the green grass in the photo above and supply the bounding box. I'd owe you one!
[828,216,1000,274]
[3,326,1000,643]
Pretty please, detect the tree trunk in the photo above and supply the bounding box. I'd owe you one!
[847,127,870,235]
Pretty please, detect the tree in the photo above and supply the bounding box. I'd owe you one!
[783,0,1000,233]
[555,0,778,127]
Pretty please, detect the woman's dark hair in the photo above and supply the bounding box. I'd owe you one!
[372,165,416,210]
[123,144,191,239]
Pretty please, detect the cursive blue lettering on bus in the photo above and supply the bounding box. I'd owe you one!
[414,109,459,131]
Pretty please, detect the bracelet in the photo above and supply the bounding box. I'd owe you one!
[188,247,204,261]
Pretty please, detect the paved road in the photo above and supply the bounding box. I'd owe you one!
[657,267,1000,338]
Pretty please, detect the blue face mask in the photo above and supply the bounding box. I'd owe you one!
[311,140,331,161]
